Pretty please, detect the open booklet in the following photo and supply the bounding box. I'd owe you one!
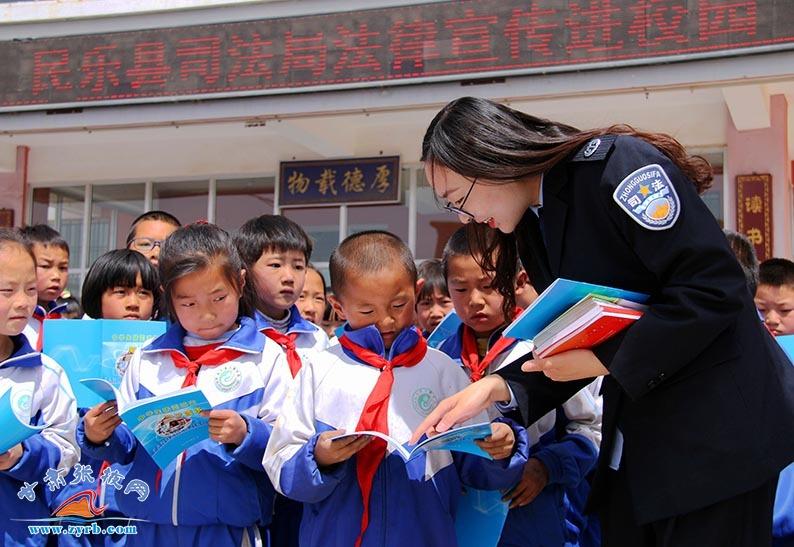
[502,278,650,358]
[0,389,45,454]
[43,319,166,408]
[81,379,211,469]
[332,422,493,462]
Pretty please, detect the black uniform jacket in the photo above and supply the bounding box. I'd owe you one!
[495,134,794,524]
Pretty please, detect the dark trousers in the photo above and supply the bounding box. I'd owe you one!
[601,466,777,547]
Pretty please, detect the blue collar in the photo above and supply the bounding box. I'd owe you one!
[254,305,318,335]
[33,301,69,320]
[143,316,265,356]
[339,324,423,364]
[441,323,516,360]
[0,335,42,369]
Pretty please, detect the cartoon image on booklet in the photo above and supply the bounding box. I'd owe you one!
[0,388,44,454]
[80,380,211,469]
[332,422,494,461]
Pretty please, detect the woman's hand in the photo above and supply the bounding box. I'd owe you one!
[84,401,122,445]
[521,349,608,381]
[475,422,515,461]
[314,430,371,468]
[410,375,511,444]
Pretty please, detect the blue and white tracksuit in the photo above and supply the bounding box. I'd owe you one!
[264,325,529,547]
[1,335,79,547]
[76,317,291,547]
[439,328,602,547]
[22,301,70,350]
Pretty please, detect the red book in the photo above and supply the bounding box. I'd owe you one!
[533,297,644,358]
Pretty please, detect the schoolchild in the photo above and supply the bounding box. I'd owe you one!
[125,210,181,268]
[77,223,291,546]
[0,228,79,546]
[264,230,528,547]
[235,215,329,378]
[53,249,160,546]
[438,227,602,547]
[17,225,71,349]
[296,265,327,326]
[755,258,794,337]
[415,259,453,337]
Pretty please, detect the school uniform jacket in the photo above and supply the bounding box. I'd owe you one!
[264,325,529,547]
[22,301,69,350]
[440,330,601,546]
[1,335,79,546]
[76,317,291,528]
[495,134,794,524]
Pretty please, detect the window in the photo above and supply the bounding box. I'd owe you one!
[215,177,275,232]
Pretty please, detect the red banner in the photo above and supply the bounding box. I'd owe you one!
[736,173,773,261]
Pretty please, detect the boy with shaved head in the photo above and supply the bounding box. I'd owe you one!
[264,230,528,547]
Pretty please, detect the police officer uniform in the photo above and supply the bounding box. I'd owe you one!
[495,134,794,546]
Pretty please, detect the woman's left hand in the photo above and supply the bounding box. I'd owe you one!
[521,349,609,381]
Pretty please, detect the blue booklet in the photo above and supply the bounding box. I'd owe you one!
[455,488,509,547]
[777,334,794,363]
[426,311,462,349]
[332,422,493,462]
[503,278,650,341]
[43,319,166,408]
[81,380,212,470]
[0,389,45,454]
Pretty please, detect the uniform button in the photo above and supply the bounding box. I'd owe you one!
[647,379,657,389]
[658,372,666,380]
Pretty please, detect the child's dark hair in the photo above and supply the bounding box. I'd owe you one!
[17,224,70,255]
[56,295,83,319]
[724,230,759,295]
[416,259,449,304]
[81,249,160,319]
[307,263,327,298]
[759,258,794,289]
[330,231,416,297]
[125,210,182,247]
[158,223,252,322]
[235,215,313,266]
[442,225,518,319]
[0,228,36,263]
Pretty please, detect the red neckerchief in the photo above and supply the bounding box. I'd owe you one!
[170,342,245,388]
[33,307,62,352]
[262,329,301,377]
[459,308,523,382]
[338,329,427,547]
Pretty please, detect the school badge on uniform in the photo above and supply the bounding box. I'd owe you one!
[411,387,438,417]
[213,364,242,393]
[613,163,680,230]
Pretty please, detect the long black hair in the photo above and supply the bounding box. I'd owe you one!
[82,249,160,319]
[422,97,713,314]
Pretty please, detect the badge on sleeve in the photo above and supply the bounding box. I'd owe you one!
[612,164,680,230]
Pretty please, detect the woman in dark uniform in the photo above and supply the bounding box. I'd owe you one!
[412,96,794,546]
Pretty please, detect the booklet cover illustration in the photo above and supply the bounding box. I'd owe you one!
[333,422,493,461]
[427,311,463,349]
[455,488,509,547]
[502,278,649,357]
[80,380,211,470]
[43,319,166,407]
[0,388,44,454]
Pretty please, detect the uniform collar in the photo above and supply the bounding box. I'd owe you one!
[33,301,69,320]
[340,324,422,364]
[144,315,264,356]
[448,322,515,357]
[255,305,318,335]
[0,335,42,369]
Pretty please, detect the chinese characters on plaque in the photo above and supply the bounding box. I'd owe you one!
[736,173,773,261]
[279,156,400,207]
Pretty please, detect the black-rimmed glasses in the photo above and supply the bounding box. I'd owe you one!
[442,177,477,220]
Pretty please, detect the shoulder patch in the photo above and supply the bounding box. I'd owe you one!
[612,164,680,230]
[572,134,616,162]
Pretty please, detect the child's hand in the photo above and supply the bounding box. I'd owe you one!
[203,410,248,446]
[314,430,371,468]
[0,444,23,471]
[503,458,549,508]
[475,422,515,460]
[84,401,122,445]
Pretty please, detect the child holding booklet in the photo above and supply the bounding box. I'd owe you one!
[77,223,292,546]
[264,230,528,547]
[53,249,160,546]
[0,229,79,546]
[438,227,602,547]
